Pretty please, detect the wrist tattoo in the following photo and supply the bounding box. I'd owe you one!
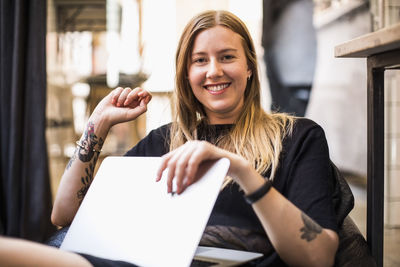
[300,212,322,242]
[78,122,104,162]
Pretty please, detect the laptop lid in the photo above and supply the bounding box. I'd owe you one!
[61,156,230,267]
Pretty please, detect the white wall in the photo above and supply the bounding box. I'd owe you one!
[308,7,370,176]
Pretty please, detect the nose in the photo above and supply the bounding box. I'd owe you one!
[206,59,223,79]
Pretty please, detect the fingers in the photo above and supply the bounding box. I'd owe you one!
[138,89,152,101]
[111,87,152,108]
[167,145,195,194]
[156,141,216,194]
[118,88,131,107]
[141,92,152,105]
[111,87,124,105]
[124,88,140,106]
[157,145,185,193]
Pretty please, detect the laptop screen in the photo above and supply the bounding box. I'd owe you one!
[61,156,230,267]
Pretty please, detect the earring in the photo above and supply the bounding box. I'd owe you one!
[247,75,251,81]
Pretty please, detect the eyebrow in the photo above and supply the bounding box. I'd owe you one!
[191,48,238,56]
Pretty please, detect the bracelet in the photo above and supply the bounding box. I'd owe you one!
[244,179,272,205]
[76,141,102,153]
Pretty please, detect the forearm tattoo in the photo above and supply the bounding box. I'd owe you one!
[77,159,97,202]
[299,212,322,242]
[65,147,78,170]
[77,122,104,162]
[76,122,104,202]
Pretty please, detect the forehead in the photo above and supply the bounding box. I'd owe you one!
[191,25,244,53]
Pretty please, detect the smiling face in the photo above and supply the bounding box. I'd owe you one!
[187,25,251,124]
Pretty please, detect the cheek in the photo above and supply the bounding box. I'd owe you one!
[188,67,205,85]
[191,84,204,100]
[225,64,247,79]
[239,68,250,85]
[191,89,205,107]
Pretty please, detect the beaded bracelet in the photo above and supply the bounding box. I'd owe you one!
[76,141,102,153]
[244,179,272,205]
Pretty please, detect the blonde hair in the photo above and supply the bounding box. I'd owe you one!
[170,10,295,181]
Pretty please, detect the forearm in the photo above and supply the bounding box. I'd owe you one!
[233,163,338,267]
[0,236,91,267]
[253,188,338,267]
[52,87,151,226]
[51,116,109,226]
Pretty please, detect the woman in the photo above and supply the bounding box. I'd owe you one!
[1,10,338,267]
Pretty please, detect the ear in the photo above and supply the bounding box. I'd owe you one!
[247,69,252,80]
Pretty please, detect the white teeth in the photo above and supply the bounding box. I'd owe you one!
[206,83,229,91]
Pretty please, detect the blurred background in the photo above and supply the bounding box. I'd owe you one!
[45,0,399,265]
[46,0,372,193]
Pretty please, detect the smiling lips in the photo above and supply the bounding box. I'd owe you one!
[204,83,230,94]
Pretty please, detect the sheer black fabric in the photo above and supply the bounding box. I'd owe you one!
[0,0,55,241]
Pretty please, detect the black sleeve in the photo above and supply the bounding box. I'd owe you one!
[124,124,170,157]
[273,118,338,232]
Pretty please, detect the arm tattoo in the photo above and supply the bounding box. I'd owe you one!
[78,122,104,162]
[65,147,78,170]
[77,152,99,202]
[76,122,104,201]
[300,212,322,242]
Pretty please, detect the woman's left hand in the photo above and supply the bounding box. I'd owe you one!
[156,141,228,194]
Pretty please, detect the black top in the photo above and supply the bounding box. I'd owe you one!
[123,118,338,266]
[80,118,337,267]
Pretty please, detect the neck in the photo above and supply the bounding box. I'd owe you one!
[207,114,238,125]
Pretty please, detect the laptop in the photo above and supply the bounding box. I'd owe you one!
[60,156,263,267]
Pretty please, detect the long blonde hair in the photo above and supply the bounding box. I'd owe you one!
[170,10,294,181]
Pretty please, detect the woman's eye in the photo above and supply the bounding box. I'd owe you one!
[222,55,235,61]
[193,58,206,64]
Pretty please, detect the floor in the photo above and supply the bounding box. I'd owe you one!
[345,173,400,267]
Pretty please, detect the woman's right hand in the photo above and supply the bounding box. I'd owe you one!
[91,87,152,130]
[51,87,151,227]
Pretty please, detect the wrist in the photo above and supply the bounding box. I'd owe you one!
[227,155,268,195]
[77,120,106,162]
[244,179,272,204]
[226,153,251,180]
[88,112,111,136]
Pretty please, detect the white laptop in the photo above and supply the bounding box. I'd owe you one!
[60,156,263,267]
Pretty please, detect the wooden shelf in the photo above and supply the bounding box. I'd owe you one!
[335,22,400,58]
